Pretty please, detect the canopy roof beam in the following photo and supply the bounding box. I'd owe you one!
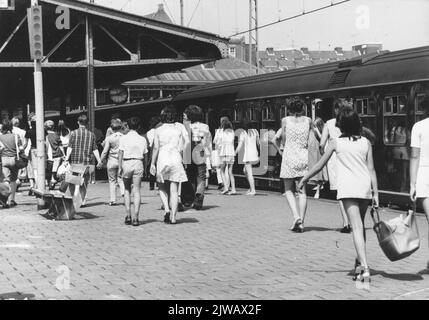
[98,24,138,61]
[149,36,185,59]
[42,21,83,62]
[0,15,27,57]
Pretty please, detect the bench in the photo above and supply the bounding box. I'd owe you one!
[32,189,76,220]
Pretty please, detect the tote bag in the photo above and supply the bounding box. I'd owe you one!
[370,204,420,262]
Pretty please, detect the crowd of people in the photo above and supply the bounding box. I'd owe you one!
[1,96,429,284]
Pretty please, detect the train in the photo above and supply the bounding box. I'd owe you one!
[171,45,429,207]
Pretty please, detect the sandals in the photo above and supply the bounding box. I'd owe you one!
[163,212,171,223]
[352,259,362,281]
[291,218,304,233]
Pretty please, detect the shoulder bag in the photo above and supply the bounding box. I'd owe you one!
[370,203,420,262]
[15,135,28,169]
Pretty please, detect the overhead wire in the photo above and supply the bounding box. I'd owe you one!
[187,0,202,27]
[162,0,176,24]
[229,0,351,38]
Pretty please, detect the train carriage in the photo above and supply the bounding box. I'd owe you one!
[172,46,429,207]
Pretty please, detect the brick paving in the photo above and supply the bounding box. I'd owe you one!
[0,181,428,300]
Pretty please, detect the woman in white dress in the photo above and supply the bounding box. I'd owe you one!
[214,119,236,195]
[320,100,351,233]
[299,105,379,283]
[151,106,189,224]
[410,96,429,271]
[213,117,229,190]
[235,120,260,196]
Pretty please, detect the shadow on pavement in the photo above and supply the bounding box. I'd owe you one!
[80,202,106,208]
[0,292,36,300]
[304,226,337,232]
[191,205,219,211]
[141,219,159,225]
[351,269,425,281]
[375,270,424,281]
[176,218,199,224]
[417,268,429,276]
[74,212,101,220]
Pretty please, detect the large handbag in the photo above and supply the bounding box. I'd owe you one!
[15,135,28,169]
[370,203,420,262]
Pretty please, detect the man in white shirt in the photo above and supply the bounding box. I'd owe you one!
[410,96,429,266]
[118,117,148,227]
[183,105,212,210]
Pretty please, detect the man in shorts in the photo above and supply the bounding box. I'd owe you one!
[118,117,148,227]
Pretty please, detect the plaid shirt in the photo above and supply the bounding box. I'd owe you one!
[68,127,97,165]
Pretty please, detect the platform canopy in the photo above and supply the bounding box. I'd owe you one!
[0,0,229,85]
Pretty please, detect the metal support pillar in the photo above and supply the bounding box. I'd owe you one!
[85,13,95,132]
[248,0,259,74]
[31,0,46,208]
[180,0,184,26]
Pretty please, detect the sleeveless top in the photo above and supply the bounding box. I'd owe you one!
[335,136,372,200]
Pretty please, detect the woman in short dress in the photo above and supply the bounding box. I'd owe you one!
[151,105,189,224]
[214,119,236,195]
[299,105,378,283]
[320,100,351,233]
[307,117,326,198]
[272,99,311,232]
[235,119,260,196]
[213,117,229,190]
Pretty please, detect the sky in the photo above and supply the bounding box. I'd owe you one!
[93,0,429,52]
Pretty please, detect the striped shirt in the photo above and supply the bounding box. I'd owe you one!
[68,127,97,165]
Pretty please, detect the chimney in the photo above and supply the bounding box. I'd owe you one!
[300,47,309,54]
[158,3,164,12]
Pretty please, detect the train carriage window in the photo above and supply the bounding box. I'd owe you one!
[383,95,408,145]
[355,98,376,136]
[416,94,427,122]
[262,106,275,121]
[246,107,258,122]
[233,109,240,123]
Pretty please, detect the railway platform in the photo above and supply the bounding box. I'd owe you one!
[0,181,428,300]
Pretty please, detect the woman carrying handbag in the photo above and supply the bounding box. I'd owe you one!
[298,105,379,283]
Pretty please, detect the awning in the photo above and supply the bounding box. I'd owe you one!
[0,0,229,85]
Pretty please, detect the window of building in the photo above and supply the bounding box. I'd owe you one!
[383,95,408,145]
[229,46,236,58]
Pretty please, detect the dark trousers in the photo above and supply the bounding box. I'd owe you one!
[186,163,206,208]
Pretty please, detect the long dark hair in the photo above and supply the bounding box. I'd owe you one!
[241,119,256,135]
[337,105,362,140]
[57,120,70,137]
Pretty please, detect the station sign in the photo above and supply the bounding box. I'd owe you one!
[0,0,14,10]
